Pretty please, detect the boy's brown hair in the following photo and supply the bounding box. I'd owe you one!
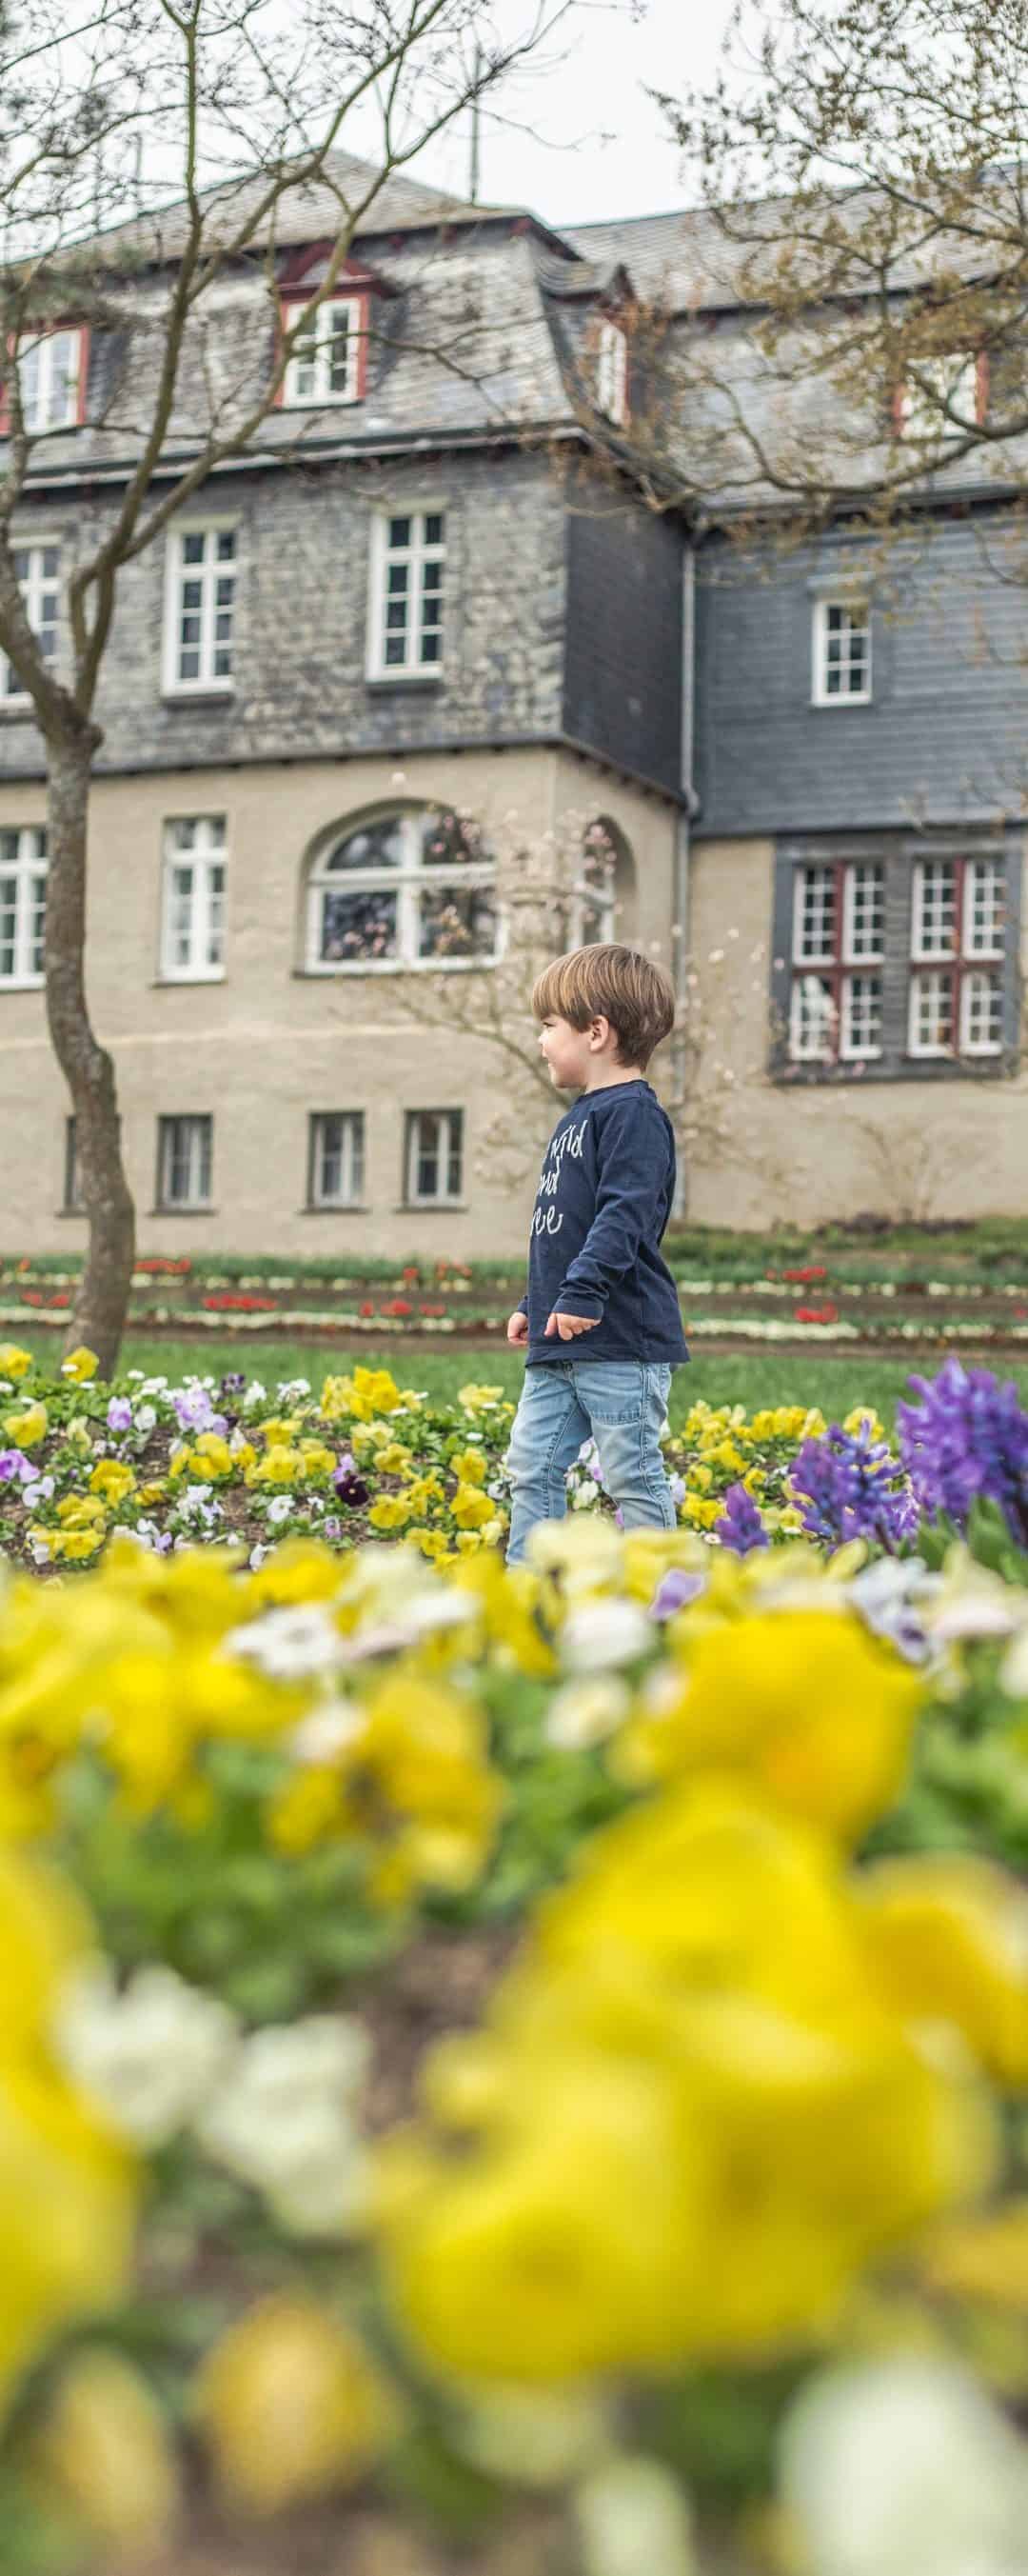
[531,944,676,1071]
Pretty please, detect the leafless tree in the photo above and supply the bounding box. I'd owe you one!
[0,0,592,1368]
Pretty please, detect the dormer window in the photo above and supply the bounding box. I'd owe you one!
[282,295,364,408]
[897,352,984,445]
[596,317,629,426]
[1,328,86,436]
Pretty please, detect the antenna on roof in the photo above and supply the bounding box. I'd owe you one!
[469,44,483,204]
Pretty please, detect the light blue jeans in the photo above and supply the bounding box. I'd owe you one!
[505,1359,676,1565]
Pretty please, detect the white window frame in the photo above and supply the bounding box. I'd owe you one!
[910,856,958,964]
[0,538,61,703]
[908,850,1007,1061]
[596,318,629,425]
[959,967,1004,1058]
[308,1110,366,1208]
[788,857,885,1065]
[907,967,955,1059]
[283,295,362,407]
[305,808,499,976]
[159,816,227,982]
[366,509,445,680]
[156,1113,213,1210]
[812,597,872,705]
[162,519,238,695]
[404,1108,464,1208]
[0,825,47,988]
[15,329,83,435]
[899,353,979,445]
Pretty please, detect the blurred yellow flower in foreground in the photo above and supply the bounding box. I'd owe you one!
[375,1784,998,2385]
[36,2348,178,2551]
[616,1608,923,1844]
[196,2294,394,2513]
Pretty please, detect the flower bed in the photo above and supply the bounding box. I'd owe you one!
[0,1355,1026,2569]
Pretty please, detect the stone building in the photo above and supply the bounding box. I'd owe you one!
[1,160,1026,1253]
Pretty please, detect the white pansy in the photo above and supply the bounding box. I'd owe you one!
[53,1965,239,2147]
[452,2385,609,2487]
[223,1604,342,1680]
[544,1677,630,1750]
[396,1589,480,1639]
[196,2015,370,2238]
[576,2458,697,2576]
[781,2356,1028,2576]
[560,1599,652,1673]
[135,1403,157,1434]
[265,1493,295,1528]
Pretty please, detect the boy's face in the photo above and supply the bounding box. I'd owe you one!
[538,1012,598,1091]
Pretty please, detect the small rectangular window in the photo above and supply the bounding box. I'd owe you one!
[283,296,363,406]
[596,319,628,425]
[368,511,445,679]
[307,1111,366,1208]
[163,525,237,693]
[15,330,83,434]
[405,1108,464,1206]
[899,352,980,444]
[0,825,47,987]
[813,598,872,704]
[160,815,227,979]
[157,1113,213,1209]
[0,543,60,700]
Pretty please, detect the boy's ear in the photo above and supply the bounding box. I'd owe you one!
[587,1013,611,1050]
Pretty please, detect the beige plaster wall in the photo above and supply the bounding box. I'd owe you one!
[0,749,680,1260]
[685,838,1028,1228]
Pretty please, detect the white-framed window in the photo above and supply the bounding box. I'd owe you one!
[0,825,47,987]
[163,523,237,692]
[0,542,60,702]
[899,353,979,444]
[12,329,84,434]
[596,318,628,425]
[306,807,497,973]
[405,1108,464,1207]
[788,858,884,1062]
[160,816,227,980]
[908,854,1006,1059]
[308,1111,366,1208]
[283,296,363,407]
[156,1113,213,1209]
[367,510,445,678]
[813,598,872,704]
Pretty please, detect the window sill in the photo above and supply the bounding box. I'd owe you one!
[810,695,874,709]
[55,1208,86,1219]
[148,1204,218,1217]
[0,701,37,721]
[294,958,496,977]
[282,394,362,411]
[395,1201,468,1214]
[365,671,445,690]
[302,1203,371,1215]
[0,979,45,994]
[151,974,227,988]
[160,689,235,707]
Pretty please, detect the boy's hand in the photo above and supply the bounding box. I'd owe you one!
[506,1309,529,1345]
[544,1310,601,1342]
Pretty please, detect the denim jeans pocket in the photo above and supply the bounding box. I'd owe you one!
[572,1361,645,1428]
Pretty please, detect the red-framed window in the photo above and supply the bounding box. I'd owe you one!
[275,259,371,409]
[788,858,885,1064]
[908,853,1006,1059]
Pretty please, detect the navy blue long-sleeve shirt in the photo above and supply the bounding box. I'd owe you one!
[521,1081,690,1366]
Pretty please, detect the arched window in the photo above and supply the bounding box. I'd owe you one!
[305,808,498,972]
[0,826,47,988]
[566,817,630,951]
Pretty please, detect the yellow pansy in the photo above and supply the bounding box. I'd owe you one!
[615,1608,923,1843]
[35,2349,179,2553]
[450,1448,487,1488]
[191,1433,234,1480]
[56,1528,107,1563]
[450,1483,495,1530]
[57,1494,107,1526]
[298,1441,337,1479]
[89,1461,136,1507]
[857,1855,1028,2087]
[682,1494,721,1529]
[138,1480,168,1506]
[368,1495,413,1531]
[372,1442,413,1475]
[60,1348,99,1383]
[411,1528,452,1562]
[196,2295,394,2514]
[405,1473,445,1515]
[258,1414,306,1447]
[64,1419,94,1457]
[0,1345,32,1382]
[247,1444,302,1488]
[4,1401,47,1449]
[320,1368,404,1425]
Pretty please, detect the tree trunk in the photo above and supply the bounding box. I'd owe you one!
[45,728,135,1377]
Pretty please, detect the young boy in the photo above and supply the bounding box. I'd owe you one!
[504,943,689,1565]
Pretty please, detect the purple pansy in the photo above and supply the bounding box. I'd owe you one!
[651,1566,708,1619]
[107,1396,133,1434]
[898,1358,1028,1546]
[713,1481,769,1555]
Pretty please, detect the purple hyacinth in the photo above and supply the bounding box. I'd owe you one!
[713,1480,770,1555]
[898,1358,1028,1546]
[787,1418,919,1552]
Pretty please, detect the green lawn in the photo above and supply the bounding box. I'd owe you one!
[17,1333,1028,1431]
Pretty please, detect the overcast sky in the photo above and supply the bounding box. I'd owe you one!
[356,0,741,231]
